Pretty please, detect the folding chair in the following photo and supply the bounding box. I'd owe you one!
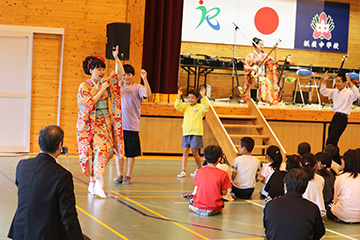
[293,69,321,105]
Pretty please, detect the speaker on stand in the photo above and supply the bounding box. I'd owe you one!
[106,22,131,60]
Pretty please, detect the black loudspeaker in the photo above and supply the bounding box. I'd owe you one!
[106,23,131,60]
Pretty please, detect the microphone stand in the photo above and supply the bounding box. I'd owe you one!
[278,54,290,102]
[230,22,241,102]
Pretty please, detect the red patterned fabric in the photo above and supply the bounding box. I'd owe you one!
[76,74,124,182]
[243,50,279,104]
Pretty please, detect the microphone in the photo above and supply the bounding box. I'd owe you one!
[232,22,239,30]
[101,78,112,97]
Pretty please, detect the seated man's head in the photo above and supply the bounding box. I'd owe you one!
[239,137,255,154]
[38,125,64,155]
[204,145,222,164]
[284,169,309,194]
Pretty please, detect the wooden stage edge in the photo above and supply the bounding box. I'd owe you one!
[140,101,360,123]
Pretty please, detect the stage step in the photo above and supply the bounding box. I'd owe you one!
[229,134,270,139]
[218,114,257,120]
[205,99,286,165]
[223,124,263,129]
[235,145,270,149]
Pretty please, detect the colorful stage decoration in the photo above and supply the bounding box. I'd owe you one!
[182,0,350,53]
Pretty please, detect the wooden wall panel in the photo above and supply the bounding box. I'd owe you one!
[328,123,360,153]
[140,117,217,154]
[179,0,360,99]
[269,122,324,155]
[140,117,360,157]
[30,34,62,153]
[0,0,145,154]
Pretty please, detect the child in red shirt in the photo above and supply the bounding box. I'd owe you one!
[189,146,232,216]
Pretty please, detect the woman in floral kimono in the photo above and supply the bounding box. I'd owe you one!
[76,46,124,198]
[243,37,279,104]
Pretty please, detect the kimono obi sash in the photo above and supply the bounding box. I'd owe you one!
[96,100,109,116]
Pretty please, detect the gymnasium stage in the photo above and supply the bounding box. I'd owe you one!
[140,100,360,156]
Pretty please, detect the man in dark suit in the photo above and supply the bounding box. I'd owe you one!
[263,169,325,240]
[8,125,85,240]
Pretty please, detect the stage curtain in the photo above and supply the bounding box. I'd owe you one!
[142,0,183,94]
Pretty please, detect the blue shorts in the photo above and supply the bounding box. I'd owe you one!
[231,185,254,199]
[181,135,203,148]
[189,199,222,216]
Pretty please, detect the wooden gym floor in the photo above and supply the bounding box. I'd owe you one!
[1,155,360,240]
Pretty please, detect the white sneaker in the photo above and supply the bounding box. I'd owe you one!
[190,168,198,177]
[177,170,186,178]
[88,181,95,196]
[94,180,106,198]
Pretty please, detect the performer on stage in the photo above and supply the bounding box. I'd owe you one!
[320,71,360,146]
[77,46,124,198]
[243,37,279,104]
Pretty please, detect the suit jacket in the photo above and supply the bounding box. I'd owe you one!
[8,153,84,240]
[263,191,325,240]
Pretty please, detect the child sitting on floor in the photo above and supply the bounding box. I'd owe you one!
[324,144,344,175]
[183,154,234,201]
[189,146,232,216]
[259,145,283,197]
[315,152,335,213]
[231,137,261,199]
[301,153,326,217]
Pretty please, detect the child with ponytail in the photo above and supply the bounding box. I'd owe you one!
[260,145,283,197]
[315,152,335,211]
[301,153,326,216]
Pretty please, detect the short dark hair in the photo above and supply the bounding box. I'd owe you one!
[123,64,135,75]
[298,142,311,156]
[286,154,301,171]
[284,169,309,194]
[82,56,106,75]
[38,125,64,154]
[343,149,360,178]
[336,72,346,82]
[240,137,255,152]
[204,145,222,164]
[188,89,200,98]
[187,89,201,103]
[324,144,341,165]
